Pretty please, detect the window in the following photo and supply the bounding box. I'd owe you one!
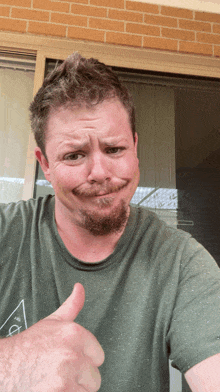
[0,54,35,203]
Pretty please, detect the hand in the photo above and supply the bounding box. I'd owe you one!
[0,283,104,392]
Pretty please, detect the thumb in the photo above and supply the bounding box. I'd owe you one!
[48,283,85,322]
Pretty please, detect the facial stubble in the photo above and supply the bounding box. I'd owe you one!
[78,199,129,236]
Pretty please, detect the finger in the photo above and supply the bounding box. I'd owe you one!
[48,283,85,322]
[77,361,102,392]
[83,333,105,368]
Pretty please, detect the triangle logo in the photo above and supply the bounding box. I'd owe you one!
[0,300,27,337]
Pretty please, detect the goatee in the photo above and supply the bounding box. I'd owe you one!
[79,200,129,236]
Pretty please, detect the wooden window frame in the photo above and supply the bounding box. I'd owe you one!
[1,31,220,200]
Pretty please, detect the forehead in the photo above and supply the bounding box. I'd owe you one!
[46,99,132,142]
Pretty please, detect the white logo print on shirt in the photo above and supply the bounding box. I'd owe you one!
[0,300,27,337]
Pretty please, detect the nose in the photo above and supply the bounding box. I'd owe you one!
[87,152,111,184]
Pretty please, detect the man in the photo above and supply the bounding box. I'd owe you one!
[0,52,220,392]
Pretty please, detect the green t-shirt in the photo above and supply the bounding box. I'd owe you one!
[1,195,220,391]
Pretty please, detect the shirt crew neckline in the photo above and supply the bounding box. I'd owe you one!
[48,196,140,271]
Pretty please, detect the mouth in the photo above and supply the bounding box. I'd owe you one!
[91,192,117,205]
[94,192,116,197]
[72,181,129,198]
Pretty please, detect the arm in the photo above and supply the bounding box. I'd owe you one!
[0,283,104,392]
[185,353,220,392]
[167,237,220,380]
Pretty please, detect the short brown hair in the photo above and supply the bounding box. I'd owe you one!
[29,52,136,157]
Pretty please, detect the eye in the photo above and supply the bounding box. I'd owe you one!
[106,147,125,155]
[64,153,84,161]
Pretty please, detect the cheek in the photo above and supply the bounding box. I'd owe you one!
[116,156,139,179]
[50,167,86,191]
[132,156,140,177]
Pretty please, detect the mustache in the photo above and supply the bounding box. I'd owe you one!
[72,181,128,197]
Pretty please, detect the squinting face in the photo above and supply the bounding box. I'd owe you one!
[35,98,140,235]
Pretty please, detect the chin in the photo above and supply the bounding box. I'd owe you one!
[79,199,129,236]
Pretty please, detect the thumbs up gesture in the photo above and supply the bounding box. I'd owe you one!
[0,283,104,392]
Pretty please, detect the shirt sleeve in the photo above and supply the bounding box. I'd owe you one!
[167,237,220,374]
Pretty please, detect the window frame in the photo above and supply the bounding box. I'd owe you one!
[1,30,220,200]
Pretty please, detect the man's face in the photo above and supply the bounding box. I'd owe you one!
[35,98,140,235]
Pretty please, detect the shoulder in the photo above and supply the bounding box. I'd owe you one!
[131,205,191,249]
[0,196,55,269]
[127,205,203,284]
[130,205,219,275]
[0,195,54,232]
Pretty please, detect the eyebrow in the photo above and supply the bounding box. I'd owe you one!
[99,137,128,146]
[64,137,127,147]
[61,140,89,150]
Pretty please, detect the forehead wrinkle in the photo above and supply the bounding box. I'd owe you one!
[98,136,129,146]
[59,138,90,150]
[53,129,90,149]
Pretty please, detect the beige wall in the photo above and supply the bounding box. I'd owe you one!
[131,0,220,14]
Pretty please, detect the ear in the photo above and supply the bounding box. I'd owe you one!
[35,147,51,182]
[134,132,138,155]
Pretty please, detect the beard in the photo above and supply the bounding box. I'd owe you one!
[78,199,129,236]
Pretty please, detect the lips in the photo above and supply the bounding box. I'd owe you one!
[72,181,128,197]
[95,192,114,197]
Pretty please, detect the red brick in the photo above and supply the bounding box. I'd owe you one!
[68,26,105,42]
[161,6,193,19]
[33,0,69,13]
[214,45,220,57]
[11,7,49,22]
[89,17,124,32]
[179,41,212,56]
[197,32,220,45]
[106,31,142,47]
[126,1,159,14]
[213,24,220,35]
[0,0,31,6]
[195,11,220,24]
[143,36,178,51]
[162,27,195,41]
[144,14,177,28]
[179,19,211,33]
[51,12,87,26]
[109,9,142,23]
[0,16,27,32]
[69,0,88,3]
[28,21,66,37]
[71,4,106,17]
[0,6,10,17]
[90,0,124,8]
[126,22,160,36]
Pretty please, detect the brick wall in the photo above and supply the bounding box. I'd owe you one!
[1,0,220,58]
